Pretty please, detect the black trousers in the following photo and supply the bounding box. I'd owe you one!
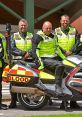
[42,57,62,67]
[9,83,17,105]
[42,57,65,86]
[0,68,3,105]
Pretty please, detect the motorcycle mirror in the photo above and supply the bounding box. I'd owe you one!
[6,23,11,32]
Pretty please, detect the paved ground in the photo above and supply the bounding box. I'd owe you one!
[1,82,82,117]
[0,101,82,117]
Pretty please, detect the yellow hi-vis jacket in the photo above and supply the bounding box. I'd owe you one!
[55,27,76,51]
[36,30,65,69]
[14,32,33,51]
[0,33,8,67]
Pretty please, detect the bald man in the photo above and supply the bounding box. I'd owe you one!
[32,21,65,96]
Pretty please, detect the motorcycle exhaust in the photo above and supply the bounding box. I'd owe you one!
[11,86,45,95]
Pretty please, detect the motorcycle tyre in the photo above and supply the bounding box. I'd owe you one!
[17,93,48,110]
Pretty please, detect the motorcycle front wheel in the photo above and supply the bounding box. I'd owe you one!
[17,93,48,110]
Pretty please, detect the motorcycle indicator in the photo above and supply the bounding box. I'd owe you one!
[8,75,30,83]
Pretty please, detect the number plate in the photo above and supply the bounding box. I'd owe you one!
[8,76,30,83]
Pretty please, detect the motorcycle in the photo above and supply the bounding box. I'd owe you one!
[2,55,82,110]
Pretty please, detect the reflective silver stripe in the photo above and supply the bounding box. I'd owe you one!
[0,48,2,52]
[40,54,57,58]
[12,55,22,60]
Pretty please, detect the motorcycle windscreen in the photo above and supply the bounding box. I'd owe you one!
[7,64,39,83]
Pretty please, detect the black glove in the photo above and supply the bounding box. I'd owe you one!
[34,59,41,68]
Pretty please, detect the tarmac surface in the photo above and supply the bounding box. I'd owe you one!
[1,82,82,117]
[0,101,82,117]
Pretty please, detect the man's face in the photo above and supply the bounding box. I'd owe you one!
[42,22,52,35]
[18,21,28,33]
[60,16,70,30]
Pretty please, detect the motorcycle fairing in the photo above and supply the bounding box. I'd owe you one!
[63,59,76,67]
[65,65,82,93]
[3,63,39,83]
[9,64,36,76]
[65,67,80,82]
[56,66,82,95]
[2,65,10,82]
[68,78,82,93]
[39,71,55,80]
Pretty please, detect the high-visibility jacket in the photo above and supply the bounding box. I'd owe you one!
[36,31,65,69]
[37,30,65,59]
[55,26,76,51]
[14,32,33,51]
[0,33,8,67]
[37,30,57,58]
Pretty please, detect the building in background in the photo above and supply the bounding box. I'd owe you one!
[0,0,82,33]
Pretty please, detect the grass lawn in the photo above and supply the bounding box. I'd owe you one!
[24,113,82,117]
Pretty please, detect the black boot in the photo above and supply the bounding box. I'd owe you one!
[48,97,53,105]
[60,101,69,109]
[9,83,17,109]
[0,83,7,110]
[9,92,17,109]
[0,104,8,110]
[55,65,64,95]
[55,78,62,95]
[9,103,16,109]
[70,101,80,109]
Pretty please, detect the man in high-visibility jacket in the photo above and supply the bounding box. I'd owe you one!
[9,19,33,108]
[55,14,79,57]
[55,14,80,109]
[32,21,66,96]
[0,33,8,110]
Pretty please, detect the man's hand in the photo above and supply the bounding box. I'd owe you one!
[65,51,72,56]
[23,52,29,60]
[34,59,41,67]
